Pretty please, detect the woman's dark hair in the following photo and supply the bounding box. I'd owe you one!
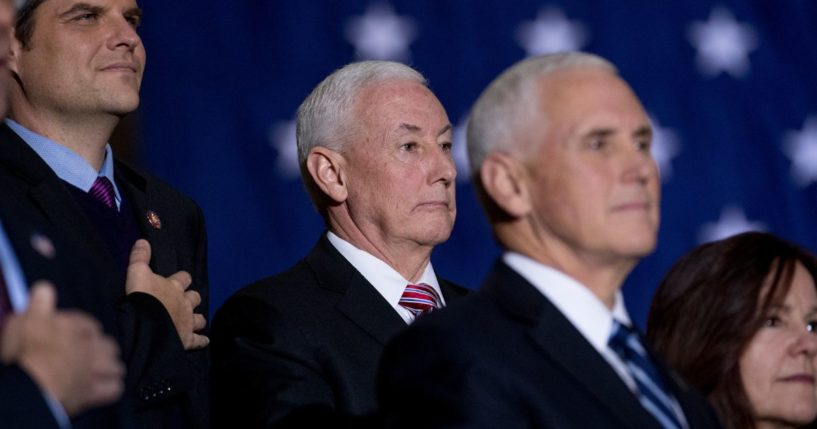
[647,232,817,429]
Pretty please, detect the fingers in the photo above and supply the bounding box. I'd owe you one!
[184,289,201,308]
[169,271,192,291]
[27,281,57,317]
[128,239,152,266]
[185,333,209,351]
[192,313,206,332]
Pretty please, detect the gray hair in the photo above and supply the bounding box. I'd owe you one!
[466,52,617,177]
[295,60,427,212]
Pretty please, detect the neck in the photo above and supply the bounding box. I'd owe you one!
[327,212,433,283]
[495,222,636,309]
[9,107,119,171]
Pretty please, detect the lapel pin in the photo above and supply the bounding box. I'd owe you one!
[146,210,162,230]
[30,232,56,259]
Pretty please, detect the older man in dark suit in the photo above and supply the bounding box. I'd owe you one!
[0,1,210,427]
[211,60,467,428]
[378,52,722,428]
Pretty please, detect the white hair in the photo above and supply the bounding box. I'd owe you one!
[466,52,617,177]
[295,60,428,212]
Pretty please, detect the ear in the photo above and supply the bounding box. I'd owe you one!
[479,153,531,218]
[8,28,22,76]
[306,147,347,203]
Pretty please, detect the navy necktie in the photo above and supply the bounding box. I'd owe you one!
[608,320,685,429]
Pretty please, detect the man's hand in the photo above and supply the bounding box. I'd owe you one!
[126,239,208,350]
[0,282,124,416]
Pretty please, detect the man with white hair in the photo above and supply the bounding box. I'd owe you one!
[378,52,721,428]
[211,60,467,428]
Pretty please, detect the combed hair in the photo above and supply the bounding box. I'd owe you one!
[295,61,427,214]
[466,52,616,178]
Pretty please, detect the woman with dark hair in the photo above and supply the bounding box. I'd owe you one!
[647,231,817,429]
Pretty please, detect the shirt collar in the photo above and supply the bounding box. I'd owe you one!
[502,251,631,353]
[326,231,445,311]
[5,118,121,206]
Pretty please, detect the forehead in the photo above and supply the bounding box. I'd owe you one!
[536,68,647,130]
[356,80,448,131]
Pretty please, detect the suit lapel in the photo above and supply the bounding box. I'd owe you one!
[115,162,177,276]
[485,261,661,429]
[305,234,407,345]
[0,127,121,289]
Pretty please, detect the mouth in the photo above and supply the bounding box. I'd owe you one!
[101,62,138,73]
[780,374,816,384]
[415,201,451,210]
[611,201,651,212]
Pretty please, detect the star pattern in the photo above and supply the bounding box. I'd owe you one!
[516,7,588,56]
[452,118,471,183]
[784,116,817,188]
[345,3,417,61]
[650,116,681,183]
[698,206,765,244]
[688,7,757,78]
[268,120,300,179]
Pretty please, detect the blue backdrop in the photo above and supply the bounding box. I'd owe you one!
[136,1,817,328]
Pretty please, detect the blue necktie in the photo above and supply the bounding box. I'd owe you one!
[608,320,685,429]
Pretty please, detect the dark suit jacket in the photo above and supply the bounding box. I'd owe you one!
[378,260,723,429]
[210,234,469,428]
[0,205,90,429]
[0,123,209,429]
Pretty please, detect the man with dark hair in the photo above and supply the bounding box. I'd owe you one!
[211,60,467,428]
[0,0,210,427]
[378,53,722,428]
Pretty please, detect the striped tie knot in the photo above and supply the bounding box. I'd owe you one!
[608,320,685,429]
[89,176,116,210]
[398,283,441,318]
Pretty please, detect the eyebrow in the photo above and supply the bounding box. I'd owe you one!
[59,2,105,18]
[396,123,453,137]
[580,125,653,140]
[59,3,143,21]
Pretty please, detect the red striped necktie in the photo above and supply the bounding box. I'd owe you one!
[399,283,441,318]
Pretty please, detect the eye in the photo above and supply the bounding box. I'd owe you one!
[807,320,817,333]
[75,12,99,22]
[400,142,418,152]
[764,316,781,328]
[588,137,606,150]
[635,138,652,152]
[125,15,142,29]
[440,142,452,153]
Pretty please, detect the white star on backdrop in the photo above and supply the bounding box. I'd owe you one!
[784,116,817,188]
[650,116,681,183]
[687,7,757,78]
[452,118,471,183]
[516,7,588,57]
[345,3,417,61]
[268,120,300,179]
[698,205,765,243]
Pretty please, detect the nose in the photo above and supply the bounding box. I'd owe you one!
[791,331,817,357]
[107,17,142,51]
[621,144,658,186]
[428,145,456,186]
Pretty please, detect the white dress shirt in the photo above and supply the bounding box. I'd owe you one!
[327,232,445,324]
